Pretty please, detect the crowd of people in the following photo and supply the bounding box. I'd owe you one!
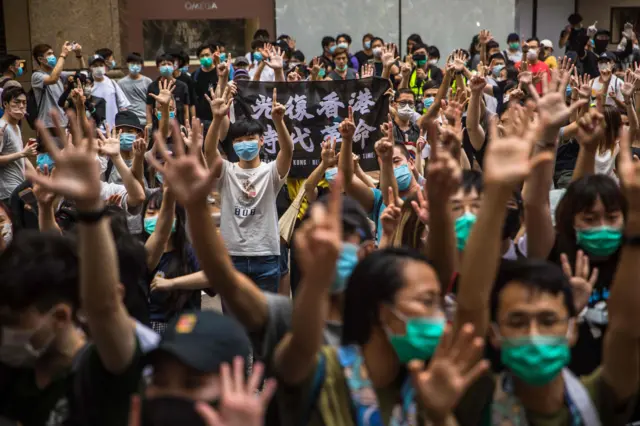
[0,11,640,426]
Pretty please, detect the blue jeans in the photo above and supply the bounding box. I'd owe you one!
[231,255,280,293]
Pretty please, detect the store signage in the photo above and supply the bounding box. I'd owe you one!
[184,1,217,11]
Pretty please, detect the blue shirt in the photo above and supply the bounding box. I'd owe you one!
[369,188,386,243]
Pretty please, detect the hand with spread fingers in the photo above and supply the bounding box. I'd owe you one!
[561,250,598,313]
[97,124,122,157]
[320,137,338,168]
[149,79,175,107]
[575,108,606,150]
[206,85,234,118]
[531,69,587,133]
[32,165,57,206]
[408,323,490,423]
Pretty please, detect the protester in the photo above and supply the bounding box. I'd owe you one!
[146,53,190,126]
[118,52,153,128]
[88,54,131,127]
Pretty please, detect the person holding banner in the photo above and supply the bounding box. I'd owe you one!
[209,87,293,294]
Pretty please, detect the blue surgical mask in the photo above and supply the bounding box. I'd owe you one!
[337,43,348,50]
[423,97,435,109]
[159,65,174,77]
[492,64,505,77]
[324,167,338,182]
[36,153,55,172]
[119,133,136,151]
[565,85,572,98]
[156,172,163,184]
[394,164,412,191]
[318,68,326,78]
[253,52,263,62]
[329,45,337,54]
[110,59,117,69]
[129,64,142,75]
[46,55,57,68]
[455,212,477,250]
[332,243,359,293]
[144,216,176,235]
[364,41,372,49]
[180,66,189,74]
[16,67,23,77]
[219,53,227,62]
[156,111,176,120]
[233,140,260,161]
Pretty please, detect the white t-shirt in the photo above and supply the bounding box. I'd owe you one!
[217,160,287,256]
[594,143,620,180]
[91,76,131,126]
[590,75,624,107]
[246,53,275,82]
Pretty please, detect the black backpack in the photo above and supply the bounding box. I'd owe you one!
[26,86,47,130]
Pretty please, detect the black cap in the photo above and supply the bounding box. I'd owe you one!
[146,311,251,373]
[306,194,374,241]
[234,56,249,66]
[597,51,616,62]
[115,110,144,132]
[88,54,106,66]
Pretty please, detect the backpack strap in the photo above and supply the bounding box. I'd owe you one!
[104,158,114,182]
[110,79,121,109]
[192,67,201,83]
[562,368,602,426]
[299,351,326,426]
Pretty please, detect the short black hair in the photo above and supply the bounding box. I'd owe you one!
[168,50,189,67]
[568,13,583,25]
[342,247,434,345]
[395,87,414,101]
[427,46,440,59]
[292,50,305,62]
[2,86,26,106]
[0,231,80,313]
[156,53,174,66]
[526,37,540,43]
[407,34,424,45]
[507,33,520,43]
[490,259,576,321]
[32,43,52,62]
[0,54,20,74]
[487,40,500,50]
[336,33,352,44]
[412,43,428,53]
[253,29,270,41]
[362,33,374,42]
[196,44,214,57]
[322,36,336,49]
[228,118,265,140]
[95,48,113,59]
[460,169,483,195]
[393,142,411,160]
[489,52,506,63]
[126,52,144,64]
[371,37,385,46]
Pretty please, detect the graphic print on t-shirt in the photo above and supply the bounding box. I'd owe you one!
[235,178,257,218]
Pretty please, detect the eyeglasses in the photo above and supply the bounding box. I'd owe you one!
[501,312,570,333]
[397,101,415,107]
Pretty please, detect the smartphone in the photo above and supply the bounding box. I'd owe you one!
[19,188,37,205]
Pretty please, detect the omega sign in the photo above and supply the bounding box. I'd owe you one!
[185,1,218,10]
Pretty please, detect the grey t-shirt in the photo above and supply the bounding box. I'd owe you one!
[0,120,25,199]
[118,75,152,125]
[31,70,74,128]
[217,160,287,256]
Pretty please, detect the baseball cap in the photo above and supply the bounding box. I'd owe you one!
[233,68,250,82]
[234,56,249,67]
[145,311,251,373]
[540,39,554,50]
[597,51,616,62]
[306,194,374,241]
[115,110,144,132]
[88,54,106,66]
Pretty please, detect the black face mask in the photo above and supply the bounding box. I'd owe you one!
[594,39,609,54]
[412,54,427,62]
[502,208,521,240]
[142,396,218,426]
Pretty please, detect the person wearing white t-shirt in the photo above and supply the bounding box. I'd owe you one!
[589,53,624,109]
[206,88,293,293]
[89,54,131,127]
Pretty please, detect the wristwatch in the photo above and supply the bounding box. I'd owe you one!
[76,206,109,224]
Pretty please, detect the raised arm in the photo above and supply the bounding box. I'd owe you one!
[467,75,487,151]
[131,137,147,191]
[455,107,551,338]
[265,46,286,82]
[380,43,397,81]
[32,172,61,234]
[419,66,453,127]
[204,84,234,170]
[272,88,294,178]
[42,42,72,86]
[621,71,639,144]
[571,108,605,182]
[149,79,175,139]
[28,113,136,373]
[602,130,640,402]
[376,119,399,206]
[148,121,269,332]
[339,107,375,211]
[274,177,342,385]
[304,137,336,202]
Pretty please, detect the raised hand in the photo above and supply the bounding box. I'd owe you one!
[408,323,490,423]
[70,87,86,106]
[32,166,56,206]
[561,250,598,313]
[618,125,640,211]
[425,121,462,203]
[183,117,204,150]
[381,43,397,68]
[287,71,301,82]
[518,71,533,86]
[196,357,277,426]
[531,69,587,131]
[310,57,324,78]
[557,56,574,82]
[621,70,638,99]
[217,56,232,79]
[571,69,592,99]
[133,137,147,158]
[149,79,175,107]
[380,187,402,238]
[483,105,553,187]
[469,75,486,93]
[575,108,606,150]
[338,106,356,140]
[320,137,337,167]
[271,87,285,122]
[61,41,73,57]
[360,63,374,79]
[147,119,219,207]
[26,111,102,210]
[97,124,122,157]
[452,51,466,72]
[411,184,430,225]
[258,43,273,63]
[374,119,394,163]
[400,61,412,79]
[206,85,234,118]
[478,30,493,45]
[265,45,285,70]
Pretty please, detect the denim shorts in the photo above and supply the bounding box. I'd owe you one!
[231,255,280,293]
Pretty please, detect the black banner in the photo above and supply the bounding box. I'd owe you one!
[234,77,390,178]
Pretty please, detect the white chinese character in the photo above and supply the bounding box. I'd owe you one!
[317,92,345,118]
[349,88,376,115]
[320,122,342,144]
[251,94,273,120]
[292,127,314,152]
[353,118,377,150]
[262,124,278,155]
[285,94,314,121]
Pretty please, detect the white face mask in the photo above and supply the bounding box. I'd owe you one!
[428,59,438,65]
[526,49,538,60]
[0,324,54,367]
[1,222,12,247]
[372,47,382,58]
[92,67,106,78]
[397,104,415,119]
[598,63,612,73]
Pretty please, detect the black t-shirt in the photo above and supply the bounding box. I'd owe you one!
[560,27,587,53]
[146,78,190,125]
[9,181,39,232]
[175,72,196,109]
[426,64,444,86]
[192,68,218,122]
[355,50,373,68]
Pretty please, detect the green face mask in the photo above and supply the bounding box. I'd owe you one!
[500,334,571,386]
[416,59,427,67]
[575,226,622,257]
[386,310,445,364]
[509,42,520,50]
[455,212,477,251]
